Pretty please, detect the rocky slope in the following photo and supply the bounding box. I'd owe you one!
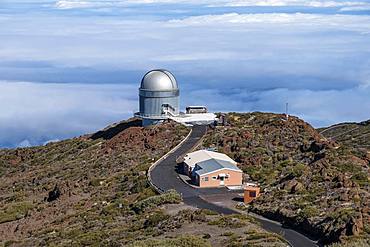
[0,118,286,246]
[318,119,370,161]
[202,112,370,246]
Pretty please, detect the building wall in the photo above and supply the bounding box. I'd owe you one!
[139,89,179,117]
[183,163,193,176]
[198,169,242,188]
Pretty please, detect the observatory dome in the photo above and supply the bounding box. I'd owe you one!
[140,69,178,91]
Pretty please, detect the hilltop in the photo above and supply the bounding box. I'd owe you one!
[318,120,370,160]
[0,118,287,246]
[201,112,369,245]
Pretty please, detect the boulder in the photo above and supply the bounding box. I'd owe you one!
[346,215,363,236]
[333,174,353,188]
[284,179,304,193]
[46,185,61,202]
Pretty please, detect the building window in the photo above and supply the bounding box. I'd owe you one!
[249,191,257,198]
[212,176,217,180]
[204,177,209,182]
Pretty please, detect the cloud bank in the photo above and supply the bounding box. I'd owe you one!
[2,80,369,148]
[54,0,370,9]
[0,81,137,147]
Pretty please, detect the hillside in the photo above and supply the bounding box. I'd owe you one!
[318,120,370,160]
[202,113,370,246]
[0,118,287,246]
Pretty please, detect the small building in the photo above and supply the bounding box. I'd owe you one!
[186,106,208,114]
[183,150,237,176]
[192,158,243,187]
[244,185,260,204]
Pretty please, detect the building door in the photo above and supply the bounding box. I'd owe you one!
[219,176,225,186]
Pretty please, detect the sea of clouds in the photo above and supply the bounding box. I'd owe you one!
[0,0,369,147]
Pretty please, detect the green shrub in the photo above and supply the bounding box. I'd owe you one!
[328,238,370,247]
[198,209,218,215]
[130,178,150,194]
[351,172,369,186]
[136,187,157,201]
[298,205,319,219]
[89,178,105,186]
[131,190,182,213]
[336,162,362,174]
[244,232,268,240]
[0,166,5,177]
[0,201,33,223]
[75,231,108,246]
[208,215,250,228]
[129,235,211,247]
[221,231,235,237]
[289,163,307,178]
[144,211,170,228]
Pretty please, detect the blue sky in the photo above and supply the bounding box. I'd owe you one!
[1,0,370,147]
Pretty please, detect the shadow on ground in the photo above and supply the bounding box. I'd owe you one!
[90,118,142,140]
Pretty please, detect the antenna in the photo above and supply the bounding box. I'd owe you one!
[285,102,289,121]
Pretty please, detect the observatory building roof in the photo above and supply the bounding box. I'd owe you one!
[140,69,178,91]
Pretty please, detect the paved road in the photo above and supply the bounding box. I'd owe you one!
[150,125,317,247]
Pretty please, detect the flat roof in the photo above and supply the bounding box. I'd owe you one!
[169,112,217,124]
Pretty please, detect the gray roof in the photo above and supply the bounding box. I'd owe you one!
[193,158,242,176]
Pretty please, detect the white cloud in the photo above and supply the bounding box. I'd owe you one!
[168,12,370,33]
[54,0,370,9]
[53,0,111,9]
[0,81,137,147]
[18,139,32,148]
[215,0,370,8]
[182,86,370,127]
[339,5,370,11]
[54,0,210,9]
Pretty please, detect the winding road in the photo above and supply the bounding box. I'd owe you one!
[150,125,317,247]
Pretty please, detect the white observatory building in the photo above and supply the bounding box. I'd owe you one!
[137,69,217,126]
[139,69,180,126]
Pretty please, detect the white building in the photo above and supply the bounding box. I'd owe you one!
[183,150,237,176]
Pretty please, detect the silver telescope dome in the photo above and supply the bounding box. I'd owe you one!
[140,69,178,91]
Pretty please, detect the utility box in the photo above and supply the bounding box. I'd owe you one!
[244,186,260,204]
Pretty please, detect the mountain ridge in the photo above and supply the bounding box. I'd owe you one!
[0,113,369,246]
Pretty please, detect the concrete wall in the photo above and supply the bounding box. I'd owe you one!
[197,169,242,188]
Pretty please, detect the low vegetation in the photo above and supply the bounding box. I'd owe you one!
[129,235,211,247]
[203,112,370,245]
[0,119,189,245]
[132,190,182,213]
[0,118,286,246]
[0,202,34,224]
